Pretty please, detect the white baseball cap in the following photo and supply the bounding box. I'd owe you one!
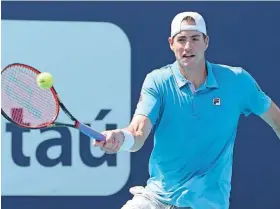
[171,11,207,37]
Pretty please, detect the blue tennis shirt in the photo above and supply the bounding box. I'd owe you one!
[134,61,271,209]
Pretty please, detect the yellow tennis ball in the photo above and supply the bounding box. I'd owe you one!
[36,72,54,89]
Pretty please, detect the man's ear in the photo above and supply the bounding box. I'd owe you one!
[204,35,209,51]
[168,37,174,52]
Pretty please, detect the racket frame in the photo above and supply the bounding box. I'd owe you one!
[1,63,105,141]
[1,63,77,129]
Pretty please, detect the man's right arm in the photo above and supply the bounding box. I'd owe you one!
[93,72,161,154]
[123,115,153,152]
[92,115,152,153]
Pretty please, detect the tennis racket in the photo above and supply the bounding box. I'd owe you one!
[1,63,106,141]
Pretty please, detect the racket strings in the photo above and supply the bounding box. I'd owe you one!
[4,71,53,116]
[2,65,58,127]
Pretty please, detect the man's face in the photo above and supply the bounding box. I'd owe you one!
[168,21,209,69]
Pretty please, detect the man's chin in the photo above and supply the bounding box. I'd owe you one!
[180,60,195,68]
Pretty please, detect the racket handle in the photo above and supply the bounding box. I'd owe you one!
[75,122,106,141]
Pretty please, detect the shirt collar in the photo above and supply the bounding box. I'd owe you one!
[171,60,219,89]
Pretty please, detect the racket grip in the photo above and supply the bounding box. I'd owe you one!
[76,122,106,141]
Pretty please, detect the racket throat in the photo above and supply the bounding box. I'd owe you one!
[74,121,80,128]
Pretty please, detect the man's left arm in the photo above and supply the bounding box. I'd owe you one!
[239,69,280,140]
[260,101,280,139]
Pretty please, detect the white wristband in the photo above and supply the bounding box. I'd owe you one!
[120,129,135,151]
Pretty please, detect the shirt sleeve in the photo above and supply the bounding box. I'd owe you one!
[240,69,272,117]
[134,72,162,125]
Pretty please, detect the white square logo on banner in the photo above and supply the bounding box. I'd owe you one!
[1,20,131,196]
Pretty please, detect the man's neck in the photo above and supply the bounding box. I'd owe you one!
[179,61,207,89]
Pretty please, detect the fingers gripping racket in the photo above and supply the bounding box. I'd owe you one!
[1,63,106,141]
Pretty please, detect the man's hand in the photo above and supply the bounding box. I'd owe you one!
[93,129,125,154]
[93,115,153,153]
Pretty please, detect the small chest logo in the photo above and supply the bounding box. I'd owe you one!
[213,98,221,106]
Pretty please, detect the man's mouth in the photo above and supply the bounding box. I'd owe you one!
[183,55,195,58]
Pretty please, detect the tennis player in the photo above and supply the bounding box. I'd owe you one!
[94,11,280,209]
